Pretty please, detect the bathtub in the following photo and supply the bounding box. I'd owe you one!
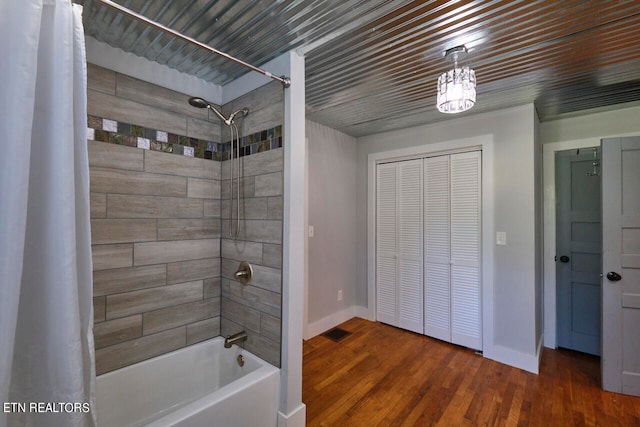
[96,337,280,427]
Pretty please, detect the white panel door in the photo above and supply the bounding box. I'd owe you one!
[602,137,640,396]
[398,160,424,333]
[450,151,482,350]
[424,155,451,341]
[376,163,398,327]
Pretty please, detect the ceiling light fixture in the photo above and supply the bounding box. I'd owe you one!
[437,45,476,114]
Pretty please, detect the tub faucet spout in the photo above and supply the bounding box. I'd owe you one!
[224,331,247,348]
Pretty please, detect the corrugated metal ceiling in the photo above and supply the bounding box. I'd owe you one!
[79,0,640,137]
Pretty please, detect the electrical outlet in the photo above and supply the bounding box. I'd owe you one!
[338,290,343,301]
[496,231,507,246]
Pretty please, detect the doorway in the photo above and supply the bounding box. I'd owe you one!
[545,136,640,397]
[555,148,601,355]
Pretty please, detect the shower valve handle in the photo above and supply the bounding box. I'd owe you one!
[234,261,253,285]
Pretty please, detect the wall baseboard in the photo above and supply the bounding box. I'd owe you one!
[277,403,306,427]
[304,307,358,340]
[486,339,542,374]
[355,305,374,321]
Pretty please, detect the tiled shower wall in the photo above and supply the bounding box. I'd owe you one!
[87,64,284,373]
[220,82,284,367]
[88,64,223,375]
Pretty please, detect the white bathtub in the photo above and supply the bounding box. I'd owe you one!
[96,337,280,427]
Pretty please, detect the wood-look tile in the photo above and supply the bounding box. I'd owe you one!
[88,89,187,136]
[222,81,283,137]
[249,264,282,293]
[105,280,204,319]
[88,140,144,171]
[94,296,106,323]
[187,116,221,142]
[221,278,281,318]
[186,317,221,345]
[238,105,283,141]
[221,239,263,264]
[221,147,283,179]
[221,198,268,220]
[220,176,255,199]
[133,239,220,266]
[94,315,142,349]
[260,313,281,342]
[267,196,283,220]
[166,258,220,285]
[90,167,187,197]
[90,193,107,219]
[87,63,116,95]
[203,278,221,299]
[107,194,203,218]
[187,177,220,199]
[115,73,208,120]
[144,149,220,180]
[95,326,186,375]
[222,81,281,119]
[91,219,156,245]
[254,172,283,197]
[107,194,203,219]
[221,297,261,333]
[262,243,282,268]
[203,200,221,218]
[157,219,220,241]
[92,244,133,271]
[93,264,166,297]
[246,220,282,244]
[244,330,281,368]
[143,298,220,335]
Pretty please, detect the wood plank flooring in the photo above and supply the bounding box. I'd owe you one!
[303,318,640,426]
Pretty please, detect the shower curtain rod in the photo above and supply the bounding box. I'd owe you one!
[83,0,291,88]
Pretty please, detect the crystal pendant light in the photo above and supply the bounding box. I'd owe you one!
[437,46,476,114]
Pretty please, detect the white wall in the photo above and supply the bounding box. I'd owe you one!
[304,121,358,338]
[357,104,543,372]
[540,103,640,144]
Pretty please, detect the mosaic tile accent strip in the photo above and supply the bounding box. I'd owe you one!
[87,115,283,162]
[218,125,283,161]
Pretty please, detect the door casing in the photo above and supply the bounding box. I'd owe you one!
[543,138,602,349]
[367,135,495,359]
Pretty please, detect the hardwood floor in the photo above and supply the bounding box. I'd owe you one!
[303,318,640,426]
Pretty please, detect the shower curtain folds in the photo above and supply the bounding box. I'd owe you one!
[0,1,96,426]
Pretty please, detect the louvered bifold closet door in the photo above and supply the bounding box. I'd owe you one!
[450,151,482,350]
[398,160,424,333]
[376,163,398,327]
[424,156,452,342]
[376,160,424,332]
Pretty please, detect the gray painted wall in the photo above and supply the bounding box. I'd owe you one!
[534,114,543,347]
[540,103,640,144]
[356,104,542,358]
[306,120,357,324]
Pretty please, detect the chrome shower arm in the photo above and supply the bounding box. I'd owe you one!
[208,105,231,125]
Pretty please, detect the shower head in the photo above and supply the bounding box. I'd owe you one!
[188,96,228,124]
[188,97,248,125]
[188,97,211,109]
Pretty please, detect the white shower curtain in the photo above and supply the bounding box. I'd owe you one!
[0,1,96,426]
